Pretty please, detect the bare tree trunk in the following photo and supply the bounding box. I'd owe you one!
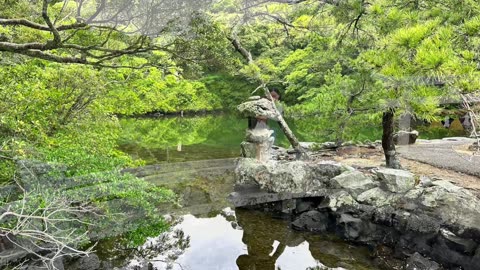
[264,87,307,159]
[382,108,400,168]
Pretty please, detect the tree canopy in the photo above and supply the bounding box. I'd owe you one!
[0,0,214,66]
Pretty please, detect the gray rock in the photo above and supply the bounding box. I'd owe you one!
[404,188,424,200]
[376,168,416,193]
[419,176,434,187]
[337,213,380,241]
[299,142,320,150]
[292,210,329,232]
[356,187,396,207]
[330,171,377,197]
[440,229,478,255]
[326,191,357,211]
[295,200,315,213]
[337,214,362,239]
[418,185,480,233]
[321,141,338,149]
[431,180,463,193]
[405,252,440,270]
[68,254,100,270]
[404,213,441,233]
[235,159,344,193]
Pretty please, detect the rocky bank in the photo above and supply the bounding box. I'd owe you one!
[234,158,480,270]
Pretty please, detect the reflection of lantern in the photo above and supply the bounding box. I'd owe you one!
[177,141,182,152]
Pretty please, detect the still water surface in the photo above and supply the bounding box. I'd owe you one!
[103,208,380,270]
[118,114,466,164]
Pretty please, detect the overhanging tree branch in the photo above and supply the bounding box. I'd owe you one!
[0,0,213,67]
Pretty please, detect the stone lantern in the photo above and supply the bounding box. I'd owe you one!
[237,96,280,162]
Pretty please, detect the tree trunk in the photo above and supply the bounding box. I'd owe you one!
[264,88,307,159]
[382,109,400,168]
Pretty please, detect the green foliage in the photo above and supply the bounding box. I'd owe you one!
[104,70,223,116]
[38,119,138,176]
[227,0,480,142]
[122,219,170,248]
[201,73,256,109]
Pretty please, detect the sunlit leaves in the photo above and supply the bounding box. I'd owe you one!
[390,21,437,49]
[464,16,480,36]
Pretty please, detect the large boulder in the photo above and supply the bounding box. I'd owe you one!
[232,157,480,270]
[376,168,416,193]
[235,158,345,193]
[330,171,378,197]
[326,191,357,211]
[356,187,397,207]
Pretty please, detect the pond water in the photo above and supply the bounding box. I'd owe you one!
[118,114,466,164]
[98,208,383,270]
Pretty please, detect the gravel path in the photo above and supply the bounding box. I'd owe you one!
[397,137,480,177]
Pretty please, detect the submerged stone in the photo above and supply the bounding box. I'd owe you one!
[292,210,329,232]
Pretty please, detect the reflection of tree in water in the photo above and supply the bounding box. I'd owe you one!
[132,229,190,269]
[119,115,247,162]
[235,209,305,270]
[96,220,190,270]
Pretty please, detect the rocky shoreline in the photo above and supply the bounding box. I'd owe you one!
[233,158,480,270]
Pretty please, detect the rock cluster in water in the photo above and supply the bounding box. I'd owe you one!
[234,158,480,270]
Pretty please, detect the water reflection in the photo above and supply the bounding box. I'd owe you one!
[142,210,245,270]
[118,115,383,165]
[119,115,467,165]
[123,208,378,270]
[235,209,343,270]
